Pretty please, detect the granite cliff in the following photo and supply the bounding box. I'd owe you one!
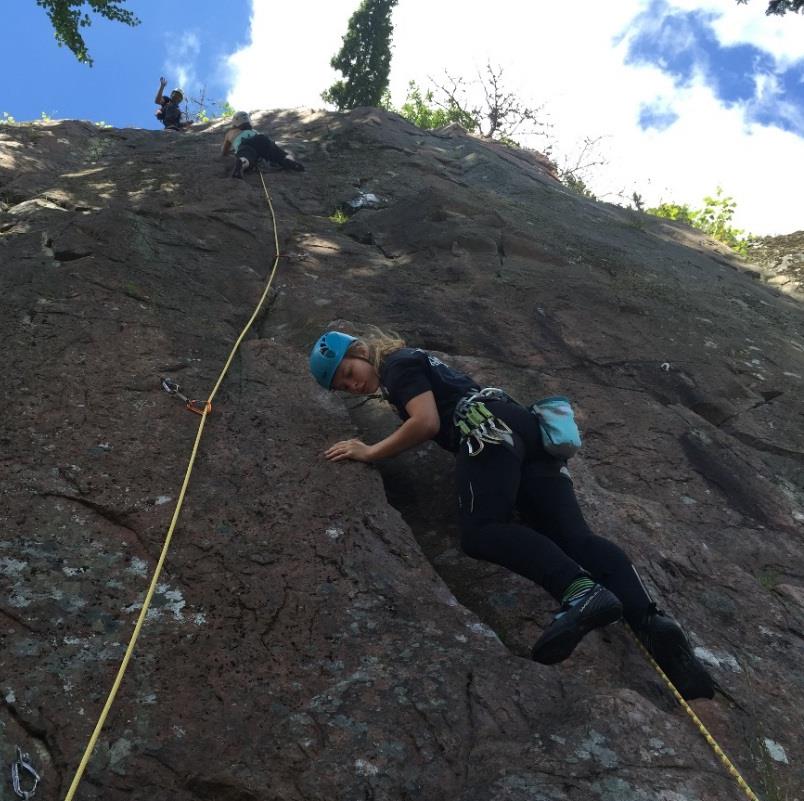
[1,109,803,801]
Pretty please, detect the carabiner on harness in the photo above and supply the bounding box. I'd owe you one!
[11,746,40,800]
[160,377,212,416]
[453,389,515,457]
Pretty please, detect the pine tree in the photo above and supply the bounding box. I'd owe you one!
[322,0,398,110]
[736,0,803,14]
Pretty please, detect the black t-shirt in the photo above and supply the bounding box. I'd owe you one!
[380,348,478,451]
[157,98,182,128]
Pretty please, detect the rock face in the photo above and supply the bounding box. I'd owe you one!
[1,110,803,801]
[747,231,804,300]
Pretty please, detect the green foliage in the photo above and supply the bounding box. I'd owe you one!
[497,134,521,148]
[391,65,547,146]
[34,0,140,66]
[1,112,17,125]
[323,0,398,110]
[377,89,394,111]
[186,90,236,123]
[736,0,803,15]
[647,187,754,256]
[561,173,597,200]
[647,201,697,226]
[94,120,112,128]
[40,111,53,122]
[425,65,547,143]
[696,189,743,244]
[395,81,477,131]
[329,209,349,224]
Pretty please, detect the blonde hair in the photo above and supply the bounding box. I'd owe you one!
[347,325,406,371]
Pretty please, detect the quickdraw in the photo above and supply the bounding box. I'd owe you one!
[453,388,515,456]
[160,377,212,416]
[63,165,282,801]
[11,746,40,800]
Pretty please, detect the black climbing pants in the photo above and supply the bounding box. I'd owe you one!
[455,400,653,626]
[236,133,288,167]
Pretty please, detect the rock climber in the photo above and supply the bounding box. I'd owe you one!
[309,327,717,701]
[221,111,304,178]
[154,77,191,131]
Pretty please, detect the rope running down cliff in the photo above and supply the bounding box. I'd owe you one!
[627,626,761,801]
[58,166,761,801]
[62,167,282,801]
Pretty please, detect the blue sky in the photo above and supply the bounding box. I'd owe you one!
[2,1,803,234]
[626,0,804,135]
[2,0,250,127]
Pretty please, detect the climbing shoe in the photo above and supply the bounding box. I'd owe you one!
[231,157,244,179]
[532,584,623,665]
[282,157,305,172]
[634,607,715,700]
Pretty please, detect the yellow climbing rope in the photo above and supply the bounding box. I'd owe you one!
[60,164,762,801]
[628,626,761,801]
[63,168,281,801]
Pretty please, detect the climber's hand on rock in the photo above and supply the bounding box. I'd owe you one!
[324,438,373,463]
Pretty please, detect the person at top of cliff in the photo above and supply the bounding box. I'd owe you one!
[221,111,304,178]
[154,77,191,131]
[308,327,717,701]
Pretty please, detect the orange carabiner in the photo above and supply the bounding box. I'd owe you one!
[162,378,212,416]
[186,399,212,416]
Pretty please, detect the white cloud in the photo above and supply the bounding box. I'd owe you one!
[225,0,804,234]
[164,31,201,96]
[673,0,804,64]
[226,2,357,111]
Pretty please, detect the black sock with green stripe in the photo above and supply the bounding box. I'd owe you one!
[561,575,596,605]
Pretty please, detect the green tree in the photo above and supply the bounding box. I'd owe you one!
[35,0,140,66]
[736,0,803,14]
[322,0,398,110]
[561,174,597,200]
[647,188,753,256]
[396,81,477,131]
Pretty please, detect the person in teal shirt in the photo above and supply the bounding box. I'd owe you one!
[220,111,304,178]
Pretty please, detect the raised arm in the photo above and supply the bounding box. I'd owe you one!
[154,76,167,104]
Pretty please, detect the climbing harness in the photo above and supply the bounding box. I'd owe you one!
[160,377,212,416]
[453,388,515,456]
[628,626,761,801]
[11,746,40,800]
[62,166,283,801]
[453,391,760,800]
[59,149,763,801]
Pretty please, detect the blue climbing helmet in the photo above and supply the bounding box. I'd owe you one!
[310,331,356,389]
